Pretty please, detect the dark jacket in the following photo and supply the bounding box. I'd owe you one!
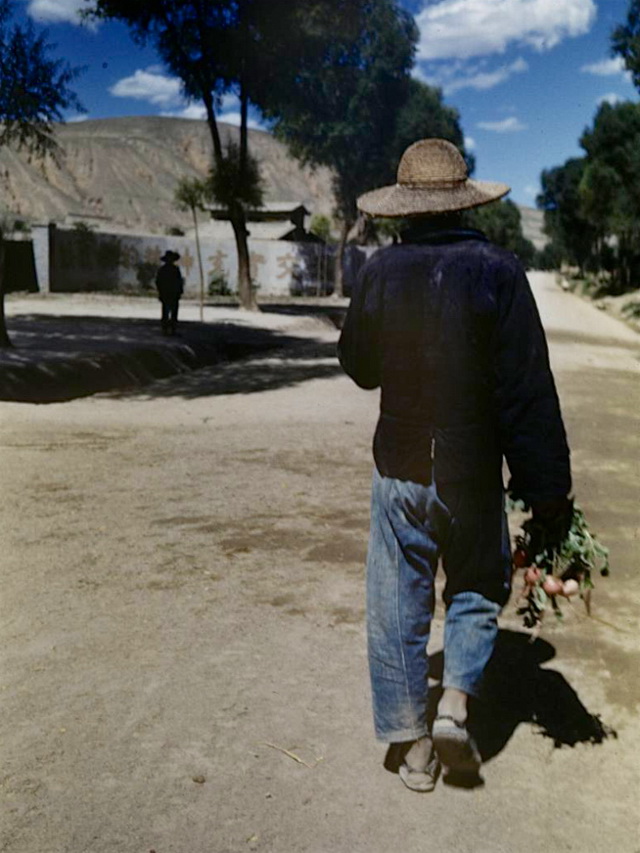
[337,228,571,503]
[155,263,184,302]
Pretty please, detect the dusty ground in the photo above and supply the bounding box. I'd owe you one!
[1,273,639,853]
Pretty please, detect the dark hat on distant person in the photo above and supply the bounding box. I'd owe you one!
[357,138,510,218]
[161,250,180,262]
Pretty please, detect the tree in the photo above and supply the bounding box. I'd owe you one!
[91,0,358,310]
[0,0,82,346]
[466,199,536,267]
[174,176,207,321]
[612,0,640,91]
[264,0,420,296]
[309,214,333,243]
[390,78,471,175]
[537,158,600,273]
[90,0,258,309]
[579,100,640,292]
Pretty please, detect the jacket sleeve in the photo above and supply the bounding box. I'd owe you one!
[337,260,382,389]
[493,261,571,504]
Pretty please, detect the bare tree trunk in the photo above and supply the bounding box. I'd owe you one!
[0,238,12,348]
[333,219,351,299]
[202,88,257,311]
[239,83,249,176]
[192,206,205,321]
[230,205,256,311]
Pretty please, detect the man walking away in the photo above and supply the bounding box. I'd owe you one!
[338,138,572,791]
[156,250,184,335]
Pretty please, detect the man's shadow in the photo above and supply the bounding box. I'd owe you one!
[385,629,616,787]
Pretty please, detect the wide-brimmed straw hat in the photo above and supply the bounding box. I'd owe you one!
[161,250,180,262]
[357,138,510,217]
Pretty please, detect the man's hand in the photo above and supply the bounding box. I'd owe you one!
[531,496,574,549]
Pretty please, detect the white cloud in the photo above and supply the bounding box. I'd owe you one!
[160,105,264,130]
[26,0,97,28]
[581,57,626,76]
[416,0,596,61]
[477,116,527,132]
[66,113,89,123]
[161,104,208,120]
[596,92,623,106]
[464,135,476,150]
[523,184,538,198]
[444,57,528,93]
[109,69,182,106]
[218,112,264,131]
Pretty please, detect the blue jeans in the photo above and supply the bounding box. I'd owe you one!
[366,469,511,742]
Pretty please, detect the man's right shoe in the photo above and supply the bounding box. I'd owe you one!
[432,715,481,774]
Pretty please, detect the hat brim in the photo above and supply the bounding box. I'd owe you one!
[357,178,510,217]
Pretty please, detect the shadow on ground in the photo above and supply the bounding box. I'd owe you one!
[110,339,343,400]
[1,314,335,402]
[384,629,616,787]
[260,303,348,330]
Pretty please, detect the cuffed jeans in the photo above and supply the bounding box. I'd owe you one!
[367,468,511,742]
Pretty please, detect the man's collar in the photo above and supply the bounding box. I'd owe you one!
[400,225,488,245]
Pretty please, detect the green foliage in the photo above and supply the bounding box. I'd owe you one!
[465,200,536,266]
[174,176,207,214]
[0,0,83,156]
[205,140,263,210]
[390,78,470,174]
[513,504,610,630]
[580,101,640,292]
[309,214,333,243]
[208,271,230,297]
[373,217,404,243]
[537,5,640,291]
[264,0,420,225]
[612,0,640,91]
[534,242,563,271]
[537,157,601,272]
[622,299,640,318]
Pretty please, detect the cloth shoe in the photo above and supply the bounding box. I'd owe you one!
[432,715,481,774]
[398,746,440,792]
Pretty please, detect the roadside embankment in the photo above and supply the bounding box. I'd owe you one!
[1,295,344,403]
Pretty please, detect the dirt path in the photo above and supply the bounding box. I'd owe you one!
[1,273,639,853]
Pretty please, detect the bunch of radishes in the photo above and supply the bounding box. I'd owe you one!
[511,503,609,631]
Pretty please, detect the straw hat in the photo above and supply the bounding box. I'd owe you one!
[160,250,180,262]
[357,138,510,217]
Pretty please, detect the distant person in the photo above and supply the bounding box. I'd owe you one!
[338,139,572,791]
[155,250,184,335]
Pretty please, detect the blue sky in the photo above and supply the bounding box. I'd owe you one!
[11,0,640,206]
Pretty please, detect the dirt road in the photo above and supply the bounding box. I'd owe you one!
[1,273,639,853]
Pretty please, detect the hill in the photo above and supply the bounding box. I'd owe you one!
[0,116,335,234]
[0,115,546,248]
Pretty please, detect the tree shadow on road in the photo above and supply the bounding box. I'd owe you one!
[384,629,616,787]
[260,303,348,330]
[2,313,343,402]
[110,338,344,400]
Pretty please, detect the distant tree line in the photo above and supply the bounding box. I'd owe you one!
[537,0,640,293]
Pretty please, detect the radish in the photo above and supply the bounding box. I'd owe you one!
[513,548,529,569]
[562,579,580,597]
[542,575,563,596]
[524,567,541,585]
